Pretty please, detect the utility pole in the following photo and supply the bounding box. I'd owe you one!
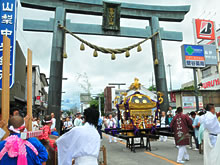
[167,64,172,91]
[193,69,200,111]
[108,83,126,90]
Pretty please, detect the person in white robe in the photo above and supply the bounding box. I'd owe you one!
[74,113,83,127]
[51,113,56,130]
[64,117,73,132]
[199,104,220,165]
[107,114,117,143]
[56,108,100,165]
[32,117,39,131]
[160,111,168,142]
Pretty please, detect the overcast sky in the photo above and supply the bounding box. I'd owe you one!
[15,0,220,109]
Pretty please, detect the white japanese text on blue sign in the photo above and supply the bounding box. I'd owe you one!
[0,0,17,89]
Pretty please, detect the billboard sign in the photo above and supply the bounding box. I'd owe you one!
[181,44,205,68]
[0,0,17,89]
[203,45,217,65]
[182,96,203,109]
[195,19,215,40]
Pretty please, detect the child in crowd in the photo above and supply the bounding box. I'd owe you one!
[64,117,73,133]
[38,115,58,165]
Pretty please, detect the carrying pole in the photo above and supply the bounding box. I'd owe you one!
[1,36,11,138]
[27,49,33,131]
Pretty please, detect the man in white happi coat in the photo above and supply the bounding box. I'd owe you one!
[160,111,168,142]
[56,108,100,165]
[107,114,117,143]
[199,103,220,165]
[51,113,56,130]
[74,112,83,127]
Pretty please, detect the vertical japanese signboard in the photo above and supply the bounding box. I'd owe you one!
[203,45,218,65]
[102,2,121,31]
[0,0,17,89]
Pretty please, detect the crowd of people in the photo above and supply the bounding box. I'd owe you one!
[161,104,220,164]
[0,107,101,165]
[0,103,219,165]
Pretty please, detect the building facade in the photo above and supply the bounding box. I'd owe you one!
[25,65,49,117]
[180,28,220,111]
[0,41,26,114]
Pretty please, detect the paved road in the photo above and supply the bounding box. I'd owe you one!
[100,134,203,165]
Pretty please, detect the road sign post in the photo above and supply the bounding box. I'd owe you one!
[1,36,10,138]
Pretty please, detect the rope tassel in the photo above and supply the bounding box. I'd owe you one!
[111,53,116,60]
[63,53,68,58]
[137,45,142,52]
[154,59,159,65]
[80,43,85,51]
[93,50,98,57]
[125,50,130,58]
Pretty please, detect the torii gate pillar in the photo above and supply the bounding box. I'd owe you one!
[47,7,66,131]
[150,16,169,111]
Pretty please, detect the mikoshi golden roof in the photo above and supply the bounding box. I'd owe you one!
[125,92,157,110]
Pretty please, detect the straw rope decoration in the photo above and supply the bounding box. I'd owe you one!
[58,24,159,60]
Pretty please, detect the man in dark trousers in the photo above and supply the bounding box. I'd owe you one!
[170,107,192,164]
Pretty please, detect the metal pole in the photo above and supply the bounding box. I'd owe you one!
[193,68,199,111]
[98,96,101,115]
[47,7,66,134]
[214,22,220,77]
[150,16,169,112]
[192,19,202,83]
[192,19,200,111]
[168,64,172,91]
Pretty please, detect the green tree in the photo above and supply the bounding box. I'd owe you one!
[182,85,195,90]
[148,85,156,91]
[89,93,105,115]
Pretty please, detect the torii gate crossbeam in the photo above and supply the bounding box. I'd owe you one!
[20,0,190,131]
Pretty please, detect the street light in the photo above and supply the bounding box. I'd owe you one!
[167,64,172,91]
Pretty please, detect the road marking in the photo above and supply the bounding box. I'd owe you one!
[144,152,180,165]
[103,133,180,165]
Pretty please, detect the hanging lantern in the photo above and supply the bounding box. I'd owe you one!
[93,50,98,57]
[80,43,85,51]
[154,59,159,65]
[137,45,142,52]
[111,53,116,60]
[125,50,130,58]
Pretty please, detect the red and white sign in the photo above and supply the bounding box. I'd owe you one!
[202,78,220,89]
[170,93,176,102]
[195,19,215,40]
[36,96,41,101]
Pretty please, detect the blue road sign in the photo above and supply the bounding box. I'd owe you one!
[0,0,17,89]
[181,44,205,68]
